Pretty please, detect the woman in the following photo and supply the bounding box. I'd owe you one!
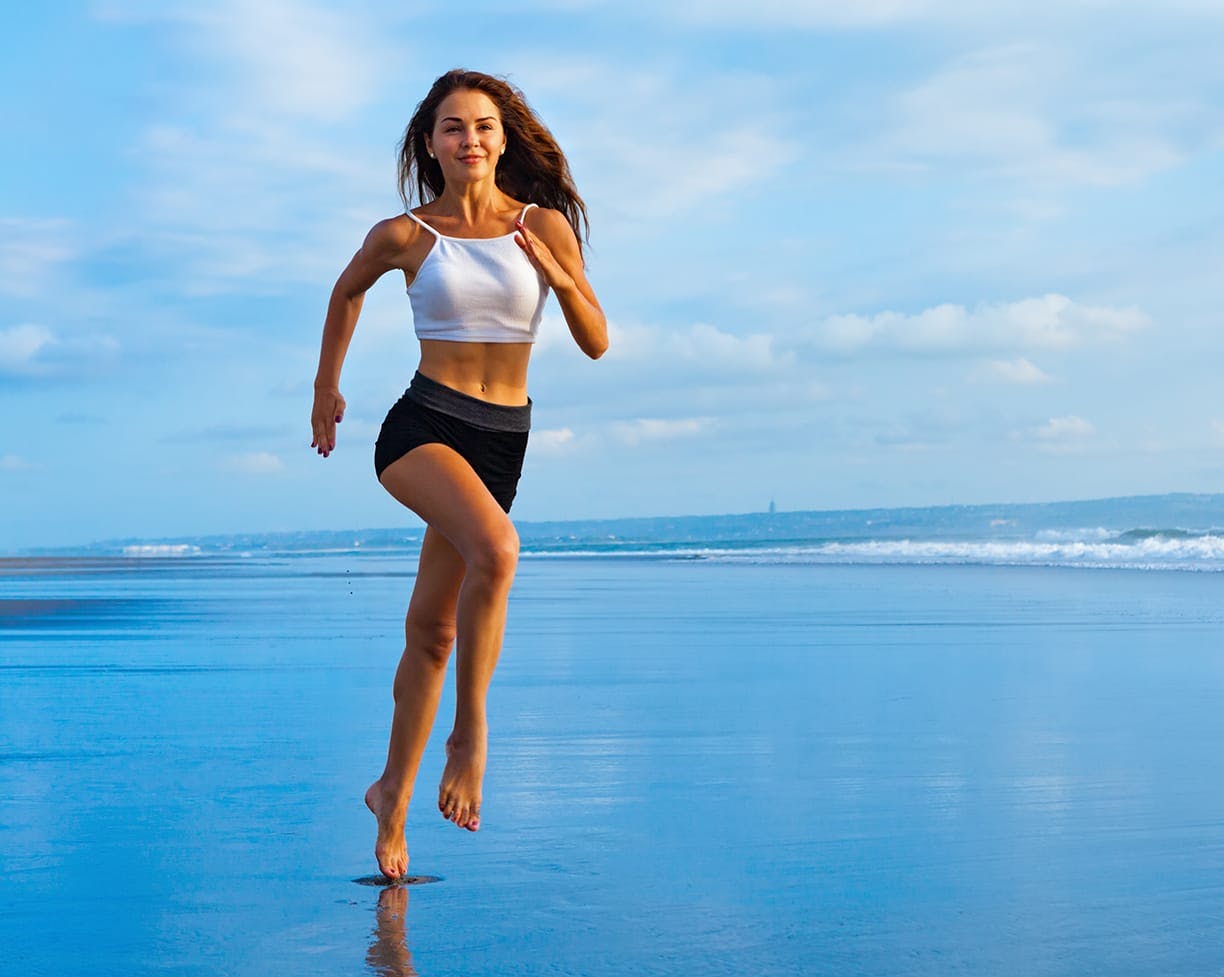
[310,69,607,880]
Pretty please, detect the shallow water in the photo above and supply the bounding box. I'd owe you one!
[3,555,1224,975]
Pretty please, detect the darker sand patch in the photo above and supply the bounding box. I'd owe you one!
[352,875,442,888]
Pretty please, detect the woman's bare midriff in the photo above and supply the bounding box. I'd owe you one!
[417,339,533,406]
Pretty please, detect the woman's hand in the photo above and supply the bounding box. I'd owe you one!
[311,386,347,458]
[515,218,576,292]
[515,208,608,359]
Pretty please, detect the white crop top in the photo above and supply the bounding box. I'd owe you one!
[405,203,549,343]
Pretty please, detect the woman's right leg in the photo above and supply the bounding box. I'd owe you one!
[367,441,521,874]
[365,525,464,879]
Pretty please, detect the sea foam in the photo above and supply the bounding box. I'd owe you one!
[521,531,1224,570]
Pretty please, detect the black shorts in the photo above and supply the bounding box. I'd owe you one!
[374,372,531,513]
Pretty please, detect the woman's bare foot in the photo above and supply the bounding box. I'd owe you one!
[438,731,486,831]
[365,779,409,878]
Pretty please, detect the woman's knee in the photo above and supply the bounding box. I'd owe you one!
[465,524,520,585]
[403,615,457,669]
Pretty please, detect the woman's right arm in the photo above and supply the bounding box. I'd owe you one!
[311,218,414,458]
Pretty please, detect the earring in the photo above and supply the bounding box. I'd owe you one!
[428,151,435,159]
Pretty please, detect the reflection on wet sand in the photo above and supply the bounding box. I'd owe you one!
[366,885,417,977]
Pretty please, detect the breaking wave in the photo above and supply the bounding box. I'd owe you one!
[521,530,1224,570]
[122,544,201,558]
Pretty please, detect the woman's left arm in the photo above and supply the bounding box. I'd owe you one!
[516,208,608,359]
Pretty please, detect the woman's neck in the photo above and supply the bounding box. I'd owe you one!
[433,181,512,224]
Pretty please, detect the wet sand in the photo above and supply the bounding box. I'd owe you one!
[3,555,1224,974]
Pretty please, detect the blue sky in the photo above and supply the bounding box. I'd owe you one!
[2,1,1223,550]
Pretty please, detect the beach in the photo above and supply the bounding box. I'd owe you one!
[4,550,1224,975]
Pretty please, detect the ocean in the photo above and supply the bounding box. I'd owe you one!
[4,495,1224,975]
[84,492,1224,572]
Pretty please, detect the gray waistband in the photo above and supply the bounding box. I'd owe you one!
[405,371,532,433]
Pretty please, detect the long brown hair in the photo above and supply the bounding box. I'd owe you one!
[398,69,590,259]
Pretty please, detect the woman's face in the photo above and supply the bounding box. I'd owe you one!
[426,89,507,184]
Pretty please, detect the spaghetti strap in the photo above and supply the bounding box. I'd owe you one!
[518,203,538,222]
[406,210,439,238]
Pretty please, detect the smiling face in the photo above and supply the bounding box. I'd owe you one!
[425,89,507,185]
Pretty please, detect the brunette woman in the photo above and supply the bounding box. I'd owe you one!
[310,69,606,879]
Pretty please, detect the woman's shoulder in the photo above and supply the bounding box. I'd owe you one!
[520,204,574,239]
[363,213,426,255]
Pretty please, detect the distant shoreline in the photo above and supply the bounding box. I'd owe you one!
[13,492,1224,563]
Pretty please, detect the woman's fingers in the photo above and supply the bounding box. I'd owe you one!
[515,221,565,286]
[311,391,345,457]
[311,410,332,454]
[514,219,542,255]
[514,221,531,255]
[312,421,333,456]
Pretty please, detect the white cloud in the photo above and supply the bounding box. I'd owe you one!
[663,0,966,27]
[0,323,119,378]
[0,324,55,374]
[872,43,1187,190]
[971,357,1053,385]
[799,294,1148,355]
[128,123,384,293]
[1033,415,1095,440]
[530,427,578,457]
[334,418,381,444]
[0,219,76,297]
[221,451,285,475]
[95,0,387,121]
[522,61,795,218]
[601,320,793,372]
[870,404,968,451]
[671,323,789,371]
[533,0,1016,28]
[1006,415,1098,455]
[610,417,711,446]
[546,0,1224,30]
[91,0,397,294]
[0,454,40,472]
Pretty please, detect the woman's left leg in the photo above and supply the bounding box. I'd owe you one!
[365,525,466,878]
